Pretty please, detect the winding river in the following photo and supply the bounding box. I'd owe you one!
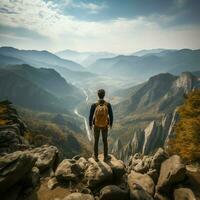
[74,88,92,141]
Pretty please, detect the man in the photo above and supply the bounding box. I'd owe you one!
[89,89,113,162]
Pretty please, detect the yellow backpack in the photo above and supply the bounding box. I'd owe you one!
[94,102,108,127]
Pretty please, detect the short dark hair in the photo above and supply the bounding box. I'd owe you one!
[98,89,105,99]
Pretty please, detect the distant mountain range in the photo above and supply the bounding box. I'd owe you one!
[0,46,96,82]
[89,49,200,81]
[56,49,116,66]
[0,64,84,112]
[131,48,169,56]
[0,46,84,71]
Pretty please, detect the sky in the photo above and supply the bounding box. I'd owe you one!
[0,0,200,53]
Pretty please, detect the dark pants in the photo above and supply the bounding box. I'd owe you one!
[94,126,108,158]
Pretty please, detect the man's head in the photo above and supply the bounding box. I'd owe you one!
[97,89,105,99]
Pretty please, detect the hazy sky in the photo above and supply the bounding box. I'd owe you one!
[0,0,200,53]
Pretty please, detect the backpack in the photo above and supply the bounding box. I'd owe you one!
[94,102,108,127]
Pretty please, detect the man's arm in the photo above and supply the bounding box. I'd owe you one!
[108,103,113,127]
[89,103,96,128]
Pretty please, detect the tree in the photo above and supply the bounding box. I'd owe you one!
[168,89,200,162]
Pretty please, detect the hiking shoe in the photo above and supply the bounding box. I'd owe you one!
[103,155,111,162]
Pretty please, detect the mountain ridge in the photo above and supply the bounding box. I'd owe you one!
[0,46,85,72]
[89,49,200,81]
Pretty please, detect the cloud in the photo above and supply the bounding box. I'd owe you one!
[174,0,188,8]
[57,0,106,14]
[0,0,199,53]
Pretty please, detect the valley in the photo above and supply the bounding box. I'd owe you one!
[0,46,200,161]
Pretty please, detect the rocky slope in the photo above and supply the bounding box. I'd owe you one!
[112,109,179,162]
[0,101,200,200]
[0,64,84,112]
[116,72,200,118]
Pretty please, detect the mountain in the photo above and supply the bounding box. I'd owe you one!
[89,49,200,81]
[115,72,200,118]
[0,64,84,112]
[4,64,83,101]
[56,49,116,66]
[0,49,95,83]
[0,46,85,72]
[112,73,200,161]
[0,54,24,65]
[132,48,169,56]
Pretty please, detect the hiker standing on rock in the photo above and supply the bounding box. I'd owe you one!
[89,89,113,162]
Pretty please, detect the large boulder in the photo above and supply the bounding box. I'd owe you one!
[98,154,126,179]
[128,170,155,196]
[129,183,154,200]
[99,185,128,200]
[156,155,186,193]
[174,188,196,200]
[84,157,113,188]
[63,193,94,200]
[0,151,36,193]
[30,145,59,172]
[55,159,83,182]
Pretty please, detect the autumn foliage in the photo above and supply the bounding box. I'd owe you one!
[168,89,200,162]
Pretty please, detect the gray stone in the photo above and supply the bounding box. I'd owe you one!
[128,170,155,196]
[63,192,94,200]
[174,188,196,200]
[30,145,59,172]
[99,185,128,200]
[85,158,113,188]
[129,183,154,200]
[55,159,83,182]
[156,155,186,193]
[0,151,36,193]
[99,154,126,179]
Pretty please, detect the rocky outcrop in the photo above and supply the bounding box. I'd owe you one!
[85,157,113,188]
[174,188,196,200]
[55,159,84,182]
[112,108,180,161]
[30,145,59,172]
[0,101,28,155]
[1,146,199,200]
[0,101,198,200]
[156,155,186,194]
[0,151,36,193]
